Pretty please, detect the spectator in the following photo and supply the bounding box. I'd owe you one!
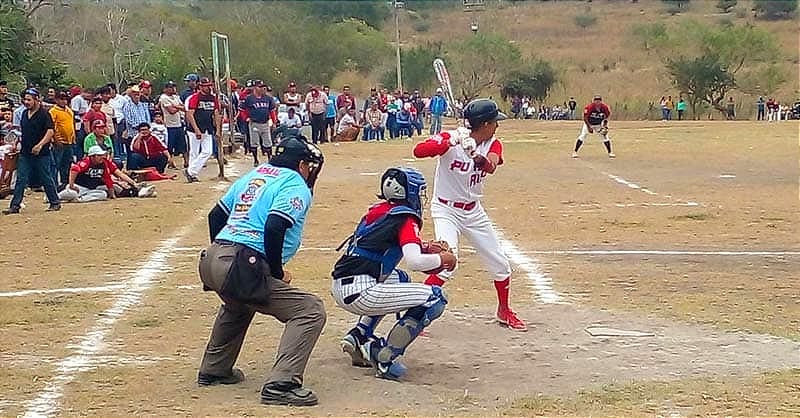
[283,81,302,112]
[180,73,199,102]
[150,112,168,147]
[3,88,60,214]
[185,77,220,182]
[278,107,303,130]
[0,80,14,109]
[361,87,379,121]
[70,88,91,156]
[305,85,328,145]
[676,97,687,120]
[756,97,766,121]
[363,101,385,141]
[44,88,57,106]
[726,97,735,120]
[158,81,187,169]
[97,86,116,138]
[107,83,127,161]
[83,96,107,136]
[335,85,356,118]
[766,98,778,122]
[386,93,400,139]
[323,85,337,142]
[139,80,157,120]
[58,145,141,203]
[335,107,361,142]
[395,103,413,139]
[129,122,170,173]
[568,97,577,120]
[410,90,425,133]
[236,80,253,159]
[665,95,674,120]
[511,96,522,119]
[84,120,117,165]
[49,91,77,189]
[428,88,447,135]
[122,85,151,141]
[659,96,668,121]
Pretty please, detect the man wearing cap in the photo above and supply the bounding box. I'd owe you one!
[428,88,448,135]
[84,119,118,165]
[283,82,302,113]
[49,91,77,189]
[159,81,188,168]
[58,145,140,203]
[121,85,151,147]
[129,122,171,173]
[0,80,14,110]
[198,136,325,406]
[3,88,61,214]
[181,74,200,102]
[572,95,614,158]
[241,80,275,162]
[185,77,221,182]
[413,98,528,331]
[305,85,328,145]
[138,80,157,120]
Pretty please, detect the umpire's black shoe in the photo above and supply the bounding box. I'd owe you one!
[197,368,245,386]
[261,381,318,406]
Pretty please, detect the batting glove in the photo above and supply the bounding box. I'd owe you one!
[461,136,477,156]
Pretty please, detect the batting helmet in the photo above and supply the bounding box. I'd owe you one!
[463,98,507,128]
[378,167,427,217]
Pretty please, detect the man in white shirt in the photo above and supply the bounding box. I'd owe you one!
[158,81,188,168]
[335,107,361,142]
[278,107,303,129]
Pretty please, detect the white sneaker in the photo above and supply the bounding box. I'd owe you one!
[137,185,156,198]
[608,152,616,158]
[571,151,579,158]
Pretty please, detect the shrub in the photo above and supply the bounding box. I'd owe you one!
[573,12,597,29]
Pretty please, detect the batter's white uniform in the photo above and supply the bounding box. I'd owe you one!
[424,131,511,281]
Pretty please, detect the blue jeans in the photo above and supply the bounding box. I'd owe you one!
[52,143,74,188]
[114,120,128,167]
[128,153,168,173]
[429,114,443,135]
[10,153,60,209]
[364,126,384,140]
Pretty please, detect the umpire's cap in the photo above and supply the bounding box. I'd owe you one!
[463,98,507,127]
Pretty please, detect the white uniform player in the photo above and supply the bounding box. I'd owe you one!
[413,98,526,331]
[331,167,457,380]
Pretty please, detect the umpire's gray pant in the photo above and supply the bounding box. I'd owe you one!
[198,242,326,385]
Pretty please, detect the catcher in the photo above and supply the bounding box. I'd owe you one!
[331,167,457,380]
[572,95,615,158]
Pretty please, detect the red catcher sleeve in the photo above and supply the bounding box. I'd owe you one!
[413,132,451,158]
[187,93,199,110]
[397,217,423,247]
[71,159,91,174]
[488,139,504,165]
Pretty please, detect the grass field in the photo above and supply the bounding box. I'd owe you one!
[0,119,798,416]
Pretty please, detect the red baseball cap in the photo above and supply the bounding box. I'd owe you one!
[92,119,107,128]
[139,80,152,88]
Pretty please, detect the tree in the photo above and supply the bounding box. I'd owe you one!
[500,59,558,102]
[446,33,523,101]
[716,0,737,13]
[753,0,798,20]
[380,42,443,92]
[0,1,33,79]
[299,1,391,28]
[631,22,669,52]
[667,54,734,118]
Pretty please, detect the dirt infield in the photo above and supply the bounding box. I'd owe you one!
[1,120,798,416]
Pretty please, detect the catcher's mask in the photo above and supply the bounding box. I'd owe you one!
[270,135,325,192]
[378,167,427,215]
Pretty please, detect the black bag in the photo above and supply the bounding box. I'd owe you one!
[220,245,272,305]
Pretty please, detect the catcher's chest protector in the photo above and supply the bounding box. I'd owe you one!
[344,205,421,280]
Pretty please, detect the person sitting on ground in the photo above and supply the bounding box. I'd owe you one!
[273,107,303,142]
[83,120,117,165]
[335,107,361,142]
[128,122,171,173]
[394,104,413,139]
[363,101,385,141]
[59,145,153,202]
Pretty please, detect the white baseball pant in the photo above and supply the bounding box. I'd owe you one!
[431,200,511,281]
[187,132,213,177]
[577,124,610,142]
[58,184,108,203]
[331,272,436,317]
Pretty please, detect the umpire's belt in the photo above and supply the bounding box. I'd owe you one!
[438,197,476,211]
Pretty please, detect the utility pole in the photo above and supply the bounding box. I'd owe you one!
[394,1,404,92]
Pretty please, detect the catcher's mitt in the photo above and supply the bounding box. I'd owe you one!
[421,240,451,254]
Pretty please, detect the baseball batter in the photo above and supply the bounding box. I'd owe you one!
[572,95,615,158]
[412,98,526,331]
[331,167,456,380]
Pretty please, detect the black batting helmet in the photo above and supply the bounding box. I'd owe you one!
[463,98,507,128]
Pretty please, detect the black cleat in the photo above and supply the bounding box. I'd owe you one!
[46,204,61,212]
[197,368,245,386]
[261,381,318,406]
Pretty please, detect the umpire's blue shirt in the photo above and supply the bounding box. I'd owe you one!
[215,164,311,264]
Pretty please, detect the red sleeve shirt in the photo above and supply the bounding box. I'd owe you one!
[131,134,167,159]
[584,103,611,125]
[488,138,504,165]
[71,157,117,190]
[413,132,452,158]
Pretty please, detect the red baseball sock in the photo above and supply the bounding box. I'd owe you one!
[424,274,445,286]
[494,278,510,311]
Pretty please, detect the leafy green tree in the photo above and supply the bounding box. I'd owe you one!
[500,59,558,102]
[631,23,669,52]
[0,1,33,79]
[299,1,391,28]
[753,0,798,20]
[446,33,523,101]
[667,54,734,118]
[381,42,443,92]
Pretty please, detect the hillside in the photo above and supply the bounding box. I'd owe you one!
[395,0,799,118]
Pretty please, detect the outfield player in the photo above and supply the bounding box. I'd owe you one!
[332,167,456,380]
[572,95,615,158]
[198,136,325,406]
[412,98,527,331]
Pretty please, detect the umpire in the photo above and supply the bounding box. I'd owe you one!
[197,135,325,406]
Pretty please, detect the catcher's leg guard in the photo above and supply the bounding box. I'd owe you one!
[371,287,447,379]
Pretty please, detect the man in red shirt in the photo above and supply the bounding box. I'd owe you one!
[573,95,614,158]
[58,145,139,202]
[129,122,171,173]
[335,85,356,119]
[185,77,221,182]
[83,96,107,137]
